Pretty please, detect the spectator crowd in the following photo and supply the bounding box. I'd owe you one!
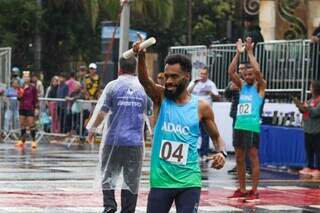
[0,63,101,142]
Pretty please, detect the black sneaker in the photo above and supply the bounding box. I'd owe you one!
[246,168,252,174]
[102,207,117,213]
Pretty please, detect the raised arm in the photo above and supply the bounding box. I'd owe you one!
[245,37,267,95]
[134,45,164,105]
[228,39,243,88]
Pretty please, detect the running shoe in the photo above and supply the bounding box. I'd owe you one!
[246,168,252,175]
[102,207,117,213]
[227,189,247,200]
[227,166,237,174]
[244,190,260,203]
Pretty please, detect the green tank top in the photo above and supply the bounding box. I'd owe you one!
[150,95,201,188]
[235,83,263,133]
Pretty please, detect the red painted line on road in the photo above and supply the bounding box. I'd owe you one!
[0,189,320,208]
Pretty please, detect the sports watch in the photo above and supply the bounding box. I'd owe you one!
[219,150,227,158]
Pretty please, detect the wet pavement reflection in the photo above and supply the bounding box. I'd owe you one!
[0,142,319,212]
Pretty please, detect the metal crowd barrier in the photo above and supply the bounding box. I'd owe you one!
[0,96,154,146]
[207,44,248,91]
[0,47,11,140]
[0,47,11,86]
[37,98,98,147]
[169,45,208,80]
[0,97,6,140]
[168,40,320,100]
[303,40,320,96]
[255,40,306,98]
[0,97,98,148]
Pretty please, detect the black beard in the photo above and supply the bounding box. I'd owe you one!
[246,80,254,86]
[164,81,187,100]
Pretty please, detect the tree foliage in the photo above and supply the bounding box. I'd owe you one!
[192,0,236,44]
[0,0,237,80]
[0,0,40,69]
[41,0,102,77]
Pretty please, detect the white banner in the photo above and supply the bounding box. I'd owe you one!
[209,102,301,152]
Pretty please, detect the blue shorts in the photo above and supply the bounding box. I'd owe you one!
[147,187,201,213]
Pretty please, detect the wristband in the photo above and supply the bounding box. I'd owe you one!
[219,150,227,158]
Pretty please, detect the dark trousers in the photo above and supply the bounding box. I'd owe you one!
[80,109,90,138]
[71,113,81,134]
[304,132,320,169]
[57,107,67,133]
[103,189,138,213]
[65,111,72,133]
[147,188,201,213]
[199,123,209,157]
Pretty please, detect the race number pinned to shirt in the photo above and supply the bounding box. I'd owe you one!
[237,103,252,116]
[159,140,189,165]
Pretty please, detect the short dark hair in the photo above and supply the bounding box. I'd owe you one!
[69,71,76,78]
[311,80,320,96]
[119,57,137,74]
[59,72,67,78]
[202,66,209,71]
[245,63,253,69]
[165,54,192,73]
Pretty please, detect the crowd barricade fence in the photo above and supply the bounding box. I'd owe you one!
[168,40,320,100]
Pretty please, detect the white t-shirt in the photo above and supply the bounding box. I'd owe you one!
[188,79,219,104]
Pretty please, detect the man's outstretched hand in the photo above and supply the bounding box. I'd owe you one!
[236,38,245,54]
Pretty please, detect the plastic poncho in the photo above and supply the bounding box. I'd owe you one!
[87,74,148,194]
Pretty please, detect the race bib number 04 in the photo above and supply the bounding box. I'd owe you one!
[159,140,189,165]
[237,103,252,115]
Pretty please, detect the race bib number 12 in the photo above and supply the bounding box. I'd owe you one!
[159,140,189,165]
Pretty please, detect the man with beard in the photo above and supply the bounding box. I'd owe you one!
[133,43,226,212]
[225,64,252,174]
[227,37,266,202]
